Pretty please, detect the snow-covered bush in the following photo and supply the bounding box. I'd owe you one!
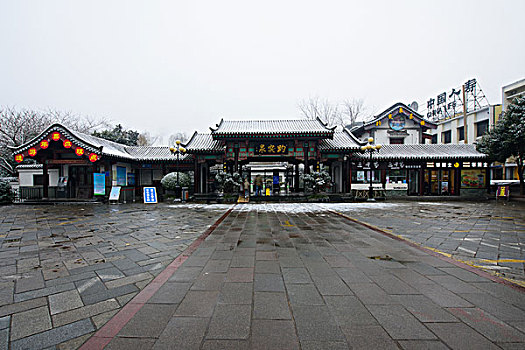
[0,180,14,204]
[161,172,191,191]
[215,172,242,194]
[301,171,331,193]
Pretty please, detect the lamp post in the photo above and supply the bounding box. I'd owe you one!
[360,137,382,201]
[170,140,186,200]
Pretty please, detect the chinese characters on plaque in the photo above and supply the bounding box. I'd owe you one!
[254,143,288,155]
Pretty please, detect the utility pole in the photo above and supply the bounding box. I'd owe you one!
[462,84,468,144]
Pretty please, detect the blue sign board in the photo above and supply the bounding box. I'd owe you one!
[143,187,158,204]
[116,166,127,186]
[93,173,106,196]
[127,173,136,186]
[273,175,279,185]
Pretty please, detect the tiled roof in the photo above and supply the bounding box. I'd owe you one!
[355,144,487,160]
[184,132,224,153]
[9,124,189,162]
[319,129,364,151]
[126,146,192,161]
[16,164,43,169]
[352,102,437,136]
[210,118,335,137]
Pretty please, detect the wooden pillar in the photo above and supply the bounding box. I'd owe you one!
[419,167,425,196]
[486,166,490,194]
[43,160,49,199]
[295,163,300,192]
[381,168,387,189]
[304,141,309,175]
[234,143,239,173]
[194,159,200,193]
[205,164,210,193]
[346,159,352,193]
[455,166,461,196]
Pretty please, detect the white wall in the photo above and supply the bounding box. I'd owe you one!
[18,169,59,186]
[430,107,491,144]
[360,117,424,145]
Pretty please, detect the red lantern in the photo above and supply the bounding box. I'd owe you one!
[88,153,98,162]
[51,132,61,141]
[75,147,84,156]
[15,154,24,163]
[28,148,37,157]
[40,140,49,149]
[63,140,72,148]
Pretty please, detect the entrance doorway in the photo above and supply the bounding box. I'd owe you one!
[243,162,298,195]
[424,169,455,195]
[69,166,94,198]
[408,169,420,195]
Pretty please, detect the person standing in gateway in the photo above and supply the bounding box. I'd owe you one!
[254,175,263,196]
[244,177,250,198]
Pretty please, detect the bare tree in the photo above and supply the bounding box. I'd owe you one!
[137,132,160,146]
[168,132,189,146]
[0,106,109,175]
[299,97,372,130]
[340,98,367,127]
[298,97,341,127]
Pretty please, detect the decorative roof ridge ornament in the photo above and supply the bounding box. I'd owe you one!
[8,123,103,155]
[209,118,224,132]
[360,102,437,131]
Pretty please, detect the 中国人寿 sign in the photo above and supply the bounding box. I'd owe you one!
[255,142,288,155]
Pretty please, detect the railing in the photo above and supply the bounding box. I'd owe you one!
[15,187,60,202]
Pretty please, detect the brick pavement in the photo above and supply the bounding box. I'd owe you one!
[321,201,525,282]
[0,203,230,349]
[99,204,525,349]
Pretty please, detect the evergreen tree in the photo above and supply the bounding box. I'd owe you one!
[92,124,140,146]
[477,97,525,195]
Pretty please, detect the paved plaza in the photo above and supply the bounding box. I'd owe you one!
[324,201,525,283]
[0,201,524,349]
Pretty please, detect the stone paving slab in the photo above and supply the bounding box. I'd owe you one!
[326,201,525,282]
[0,203,229,349]
[100,204,525,349]
[4,202,525,348]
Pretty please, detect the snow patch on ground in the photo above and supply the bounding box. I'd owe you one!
[169,202,407,213]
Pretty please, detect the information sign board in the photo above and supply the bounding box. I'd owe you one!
[497,185,509,199]
[143,187,158,204]
[93,173,106,196]
[109,187,121,201]
[116,166,127,186]
[127,173,136,186]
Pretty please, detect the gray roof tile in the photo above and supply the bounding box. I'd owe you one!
[319,129,364,151]
[355,144,486,160]
[210,118,335,136]
[184,132,224,153]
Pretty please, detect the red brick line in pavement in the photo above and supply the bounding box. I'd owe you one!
[329,210,525,294]
[80,205,236,350]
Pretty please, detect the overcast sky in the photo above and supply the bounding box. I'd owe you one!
[1,0,524,144]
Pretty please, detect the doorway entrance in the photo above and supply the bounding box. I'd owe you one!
[424,169,456,195]
[68,166,94,198]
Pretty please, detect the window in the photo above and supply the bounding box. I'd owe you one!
[33,174,44,186]
[387,169,406,183]
[476,120,489,137]
[442,130,451,144]
[457,126,464,141]
[390,138,404,144]
[431,134,438,144]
